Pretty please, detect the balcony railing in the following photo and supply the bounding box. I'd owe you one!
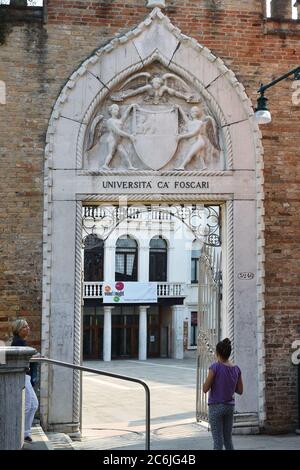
[83,282,186,299]
[84,282,103,298]
[157,282,185,297]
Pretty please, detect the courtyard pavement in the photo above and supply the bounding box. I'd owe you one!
[69,358,300,451]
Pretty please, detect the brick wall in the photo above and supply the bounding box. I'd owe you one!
[0,0,299,431]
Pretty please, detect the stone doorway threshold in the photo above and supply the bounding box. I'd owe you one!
[22,426,74,451]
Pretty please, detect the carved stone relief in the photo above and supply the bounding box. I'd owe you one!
[84,64,225,171]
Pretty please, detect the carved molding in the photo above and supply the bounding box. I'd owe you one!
[77,169,233,177]
[227,200,234,355]
[79,193,233,202]
[73,201,82,424]
[254,128,266,425]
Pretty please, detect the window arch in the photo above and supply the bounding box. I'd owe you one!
[191,240,202,283]
[115,235,138,281]
[149,236,168,282]
[84,234,104,281]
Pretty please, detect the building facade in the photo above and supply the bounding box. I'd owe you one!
[0,0,299,435]
[82,204,221,362]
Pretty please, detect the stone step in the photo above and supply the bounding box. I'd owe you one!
[22,426,54,450]
[45,432,75,450]
[22,426,75,450]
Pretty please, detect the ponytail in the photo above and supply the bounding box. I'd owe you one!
[216,338,231,360]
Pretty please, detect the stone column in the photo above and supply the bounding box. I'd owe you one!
[171,305,186,359]
[46,200,78,434]
[103,306,114,361]
[104,245,115,281]
[139,246,150,282]
[139,306,150,361]
[0,347,36,450]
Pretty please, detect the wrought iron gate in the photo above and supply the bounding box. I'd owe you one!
[196,245,221,422]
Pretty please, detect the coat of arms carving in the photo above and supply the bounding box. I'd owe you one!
[85,65,224,172]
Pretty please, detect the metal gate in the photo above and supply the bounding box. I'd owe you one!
[196,245,221,422]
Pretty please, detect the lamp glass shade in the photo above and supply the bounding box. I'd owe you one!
[255,110,272,125]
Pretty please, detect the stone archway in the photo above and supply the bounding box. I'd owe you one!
[42,7,264,434]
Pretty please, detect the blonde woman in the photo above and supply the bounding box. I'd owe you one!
[11,319,39,443]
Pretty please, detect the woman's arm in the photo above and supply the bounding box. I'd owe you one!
[235,375,243,395]
[202,369,215,393]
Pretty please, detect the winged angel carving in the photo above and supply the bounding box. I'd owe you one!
[86,104,137,170]
[85,72,222,171]
[110,72,201,105]
[175,105,220,170]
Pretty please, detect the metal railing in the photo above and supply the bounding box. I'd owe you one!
[31,357,151,450]
[83,206,172,221]
[157,282,185,297]
[196,246,221,422]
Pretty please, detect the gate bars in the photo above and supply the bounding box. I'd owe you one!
[196,245,221,422]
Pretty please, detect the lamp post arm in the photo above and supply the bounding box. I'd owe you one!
[258,66,300,94]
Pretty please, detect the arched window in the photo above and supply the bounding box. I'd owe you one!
[84,235,104,281]
[149,236,167,282]
[191,240,201,283]
[115,236,138,281]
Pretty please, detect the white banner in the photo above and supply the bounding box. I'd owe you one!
[103,282,157,304]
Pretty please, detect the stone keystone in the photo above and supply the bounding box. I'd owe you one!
[147,0,166,8]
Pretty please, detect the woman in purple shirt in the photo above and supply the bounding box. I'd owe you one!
[203,338,243,450]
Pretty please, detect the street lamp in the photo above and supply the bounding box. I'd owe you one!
[255,65,300,125]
